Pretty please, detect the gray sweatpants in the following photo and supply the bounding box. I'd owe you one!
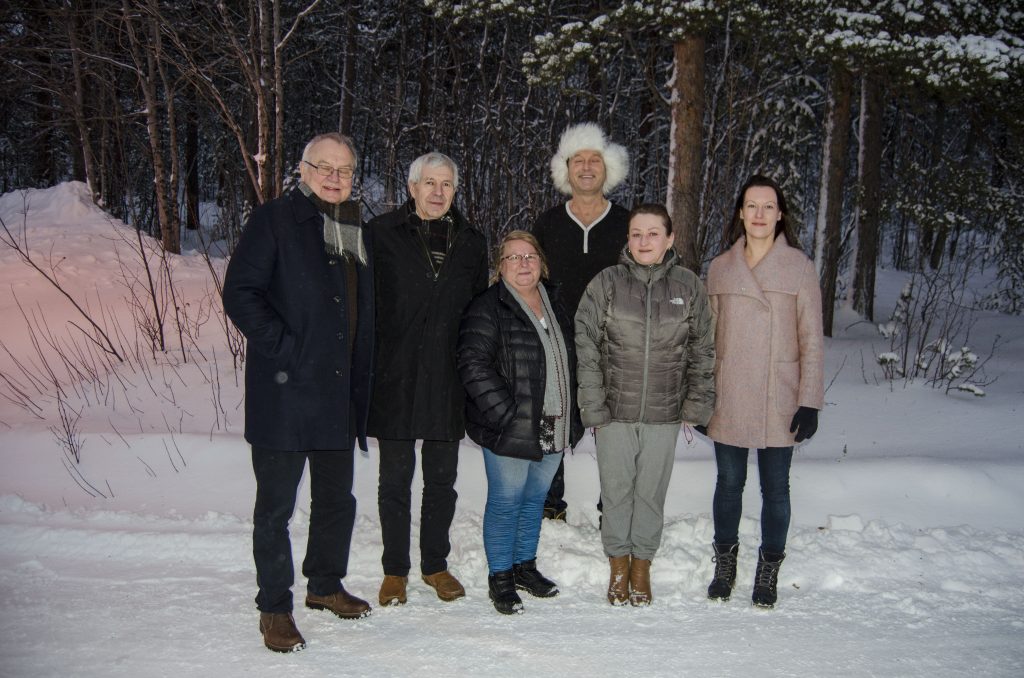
[595,421,681,560]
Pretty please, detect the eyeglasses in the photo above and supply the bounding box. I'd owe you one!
[304,160,355,179]
[501,253,540,264]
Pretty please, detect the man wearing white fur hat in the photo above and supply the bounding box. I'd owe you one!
[533,122,631,522]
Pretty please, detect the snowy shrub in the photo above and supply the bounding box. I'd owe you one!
[875,261,999,395]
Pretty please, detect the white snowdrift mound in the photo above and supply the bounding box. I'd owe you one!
[1,183,1023,676]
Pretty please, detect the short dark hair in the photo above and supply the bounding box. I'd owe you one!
[724,174,799,250]
[628,203,672,235]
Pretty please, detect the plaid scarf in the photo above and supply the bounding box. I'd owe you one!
[298,183,366,266]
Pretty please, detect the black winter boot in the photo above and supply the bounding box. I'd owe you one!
[513,559,559,598]
[707,543,739,601]
[752,548,786,608]
[488,569,524,615]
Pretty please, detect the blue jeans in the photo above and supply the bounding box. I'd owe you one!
[482,448,563,574]
[712,442,793,554]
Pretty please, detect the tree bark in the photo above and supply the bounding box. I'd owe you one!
[66,2,98,203]
[852,71,883,320]
[667,35,705,274]
[338,1,358,135]
[814,63,853,337]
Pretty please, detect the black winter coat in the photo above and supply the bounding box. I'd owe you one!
[457,280,584,460]
[222,189,374,452]
[367,201,488,441]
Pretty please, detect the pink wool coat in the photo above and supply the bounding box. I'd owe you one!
[706,236,824,449]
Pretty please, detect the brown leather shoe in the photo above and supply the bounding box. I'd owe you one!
[422,570,466,601]
[629,558,652,606]
[305,585,371,619]
[259,612,306,653]
[607,555,630,606]
[379,575,408,606]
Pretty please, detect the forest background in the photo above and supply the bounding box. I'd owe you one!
[1,0,1022,335]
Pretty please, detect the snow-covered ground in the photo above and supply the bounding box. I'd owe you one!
[1,183,1022,677]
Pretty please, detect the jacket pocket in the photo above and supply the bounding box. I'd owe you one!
[774,360,799,415]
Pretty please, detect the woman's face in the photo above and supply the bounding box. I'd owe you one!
[628,213,674,266]
[499,239,543,294]
[740,185,783,244]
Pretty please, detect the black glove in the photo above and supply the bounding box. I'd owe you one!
[693,424,708,437]
[789,406,818,443]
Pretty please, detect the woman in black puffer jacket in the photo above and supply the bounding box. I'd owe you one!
[457,230,583,615]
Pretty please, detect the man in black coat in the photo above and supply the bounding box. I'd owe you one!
[368,152,488,607]
[223,132,374,653]
[533,122,631,522]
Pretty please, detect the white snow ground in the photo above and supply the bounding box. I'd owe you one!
[1,183,1022,678]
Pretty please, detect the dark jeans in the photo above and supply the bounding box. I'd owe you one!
[543,457,568,512]
[712,442,794,554]
[251,446,356,613]
[377,438,459,577]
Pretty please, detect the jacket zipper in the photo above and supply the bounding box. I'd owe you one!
[638,270,654,421]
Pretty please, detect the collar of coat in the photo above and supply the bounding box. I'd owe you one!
[399,199,476,236]
[618,244,680,283]
[707,235,811,307]
[287,186,323,225]
[495,278,562,313]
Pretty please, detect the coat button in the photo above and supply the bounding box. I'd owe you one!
[336,332,343,340]
[335,369,343,377]
[333,295,342,303]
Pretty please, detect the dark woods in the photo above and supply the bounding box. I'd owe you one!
[1,1,1022,329]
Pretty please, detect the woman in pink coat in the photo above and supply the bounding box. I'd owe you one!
[702,175,824,608]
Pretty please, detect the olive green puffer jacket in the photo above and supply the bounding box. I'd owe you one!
[574,248,716,427]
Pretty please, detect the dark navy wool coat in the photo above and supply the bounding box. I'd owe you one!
[222,189,374,452]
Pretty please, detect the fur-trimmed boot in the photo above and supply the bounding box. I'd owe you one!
[752,548,786,608]
[707,543,739,601]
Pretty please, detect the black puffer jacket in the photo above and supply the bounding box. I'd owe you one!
[457,280,584,460]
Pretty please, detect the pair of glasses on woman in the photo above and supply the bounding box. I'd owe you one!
[501,253,541,264]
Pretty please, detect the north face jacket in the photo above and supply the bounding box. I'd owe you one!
[574,247,716,427]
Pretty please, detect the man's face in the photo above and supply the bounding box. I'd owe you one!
[299,139,356,204]
[567,149,606,197]
[408,164,456,220]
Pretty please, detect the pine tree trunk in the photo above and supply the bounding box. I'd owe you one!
[852,72,883,320]
[814,63,853,337]
[668,35,705,274]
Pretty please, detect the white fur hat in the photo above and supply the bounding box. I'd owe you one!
[549,122,629,196]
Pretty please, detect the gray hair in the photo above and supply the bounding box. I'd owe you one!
[408,152,459,191]
[302,132,359,169]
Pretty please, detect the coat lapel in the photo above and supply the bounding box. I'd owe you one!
[751,235,810,296]
[708,239,770,308]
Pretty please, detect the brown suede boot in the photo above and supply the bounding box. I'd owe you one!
[259,612,305,653]
[305,584,371,619]
[422,570,466,601]
[378,575,408,606]
[629,558,652,606]
[607,555,630,606]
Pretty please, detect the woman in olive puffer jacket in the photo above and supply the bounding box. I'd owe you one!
[575,203,715,607]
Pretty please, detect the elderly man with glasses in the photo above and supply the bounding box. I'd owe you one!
[223,132,374,653]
